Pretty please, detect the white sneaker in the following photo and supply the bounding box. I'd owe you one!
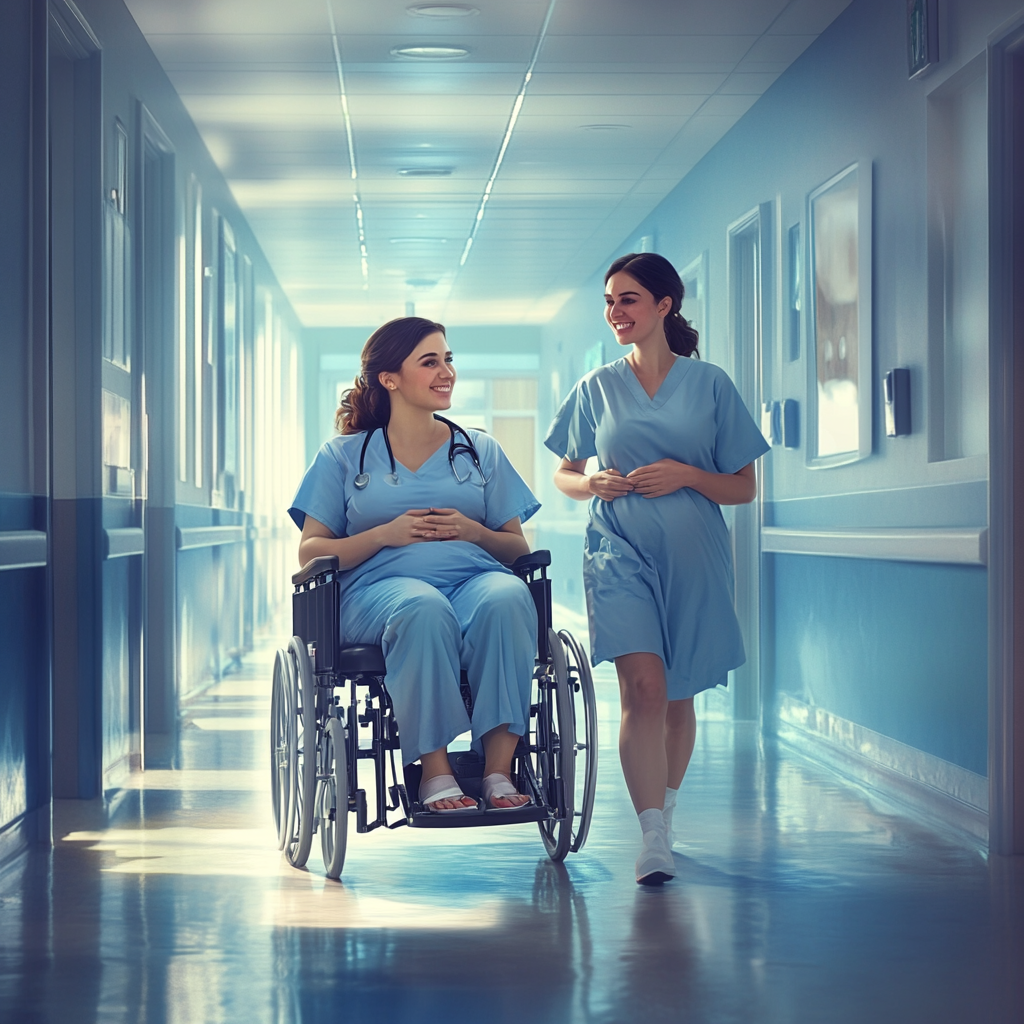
[635,828,675,886]
[663,804,676,847]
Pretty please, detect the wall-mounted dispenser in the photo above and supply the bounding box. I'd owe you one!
[766,400,800,448]
[883,368,911,436]
[781,399,800,448]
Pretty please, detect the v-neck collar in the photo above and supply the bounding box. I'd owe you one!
[615,355,691,411]
[380,423,450,477]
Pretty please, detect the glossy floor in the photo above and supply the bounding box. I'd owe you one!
[1,634,1022,1024]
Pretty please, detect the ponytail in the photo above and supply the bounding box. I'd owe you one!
[665,311,700,359]
[605,252,700,359]
[336,373,390,435]
[335,316,446,435]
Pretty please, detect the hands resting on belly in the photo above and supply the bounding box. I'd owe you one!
[380,508,482,547]
[588,460,691,501]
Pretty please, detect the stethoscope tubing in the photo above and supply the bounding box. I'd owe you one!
[352,416,484,489]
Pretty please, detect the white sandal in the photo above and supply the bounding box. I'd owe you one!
[418,773,478,813]
[482,772,532,811]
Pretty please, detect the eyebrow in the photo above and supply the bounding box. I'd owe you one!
[417,351,453,361]
[605,291,641,298]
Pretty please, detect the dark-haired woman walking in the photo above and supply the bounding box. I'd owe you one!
[289,317,539,813]
[545,253,769,884]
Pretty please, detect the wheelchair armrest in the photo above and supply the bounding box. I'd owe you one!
[508,549,551,578]
[292,555,340,587]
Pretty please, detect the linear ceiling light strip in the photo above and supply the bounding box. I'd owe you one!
[458,0,558,267]
[326,0,369,286]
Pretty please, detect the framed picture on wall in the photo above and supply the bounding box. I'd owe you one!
[806,162,873,468]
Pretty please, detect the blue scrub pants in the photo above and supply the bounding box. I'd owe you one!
[340,571,536,765]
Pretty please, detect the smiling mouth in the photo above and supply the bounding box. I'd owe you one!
[431,384,452,393]
[613,321,635,331]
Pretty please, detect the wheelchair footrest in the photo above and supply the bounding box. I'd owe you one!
[407,804,551,829]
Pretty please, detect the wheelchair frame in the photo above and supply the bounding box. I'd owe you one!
[270,550,598,880]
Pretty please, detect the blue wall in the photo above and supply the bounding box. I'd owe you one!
[539,0,1006,779]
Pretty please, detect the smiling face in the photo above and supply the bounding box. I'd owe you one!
[380,331,455,412]
[604,271,672,348]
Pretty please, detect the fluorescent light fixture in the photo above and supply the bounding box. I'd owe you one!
[389,237,450,243]
[457,0,558,269]
[407,4,479,16]
[391,44,470,59]
[406,278,439,287]
[397,166,454,176]
[581,123,631,131]
[326,0,369,287]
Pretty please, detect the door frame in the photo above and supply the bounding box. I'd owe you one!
[726,203,773,722]
[988,15,1024,855]
[136,102,177,767]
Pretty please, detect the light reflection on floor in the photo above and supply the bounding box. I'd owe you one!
[1,627,1022,1024]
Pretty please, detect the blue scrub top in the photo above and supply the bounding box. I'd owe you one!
[289,424,540,595]
[544,356,770,696]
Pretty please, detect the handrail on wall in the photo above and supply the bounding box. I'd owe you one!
[176,525,247,551]
[0,530,47,571]
[761,526,988,566]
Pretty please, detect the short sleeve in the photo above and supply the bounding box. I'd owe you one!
[287,441,349,537]
[475,432,541,529]
[711,371,771,475]
[544,379,597,461]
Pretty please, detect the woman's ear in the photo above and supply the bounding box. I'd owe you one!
[657,296,672,318]
[378,372,395,391]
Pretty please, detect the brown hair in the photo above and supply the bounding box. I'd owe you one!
[605,252,700,358]
[335,316,447,434]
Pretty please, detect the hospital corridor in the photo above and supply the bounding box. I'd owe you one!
[1,0,1024,1021]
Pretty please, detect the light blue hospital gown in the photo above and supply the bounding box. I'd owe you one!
[545,357,770,700]
[288,426,540,765]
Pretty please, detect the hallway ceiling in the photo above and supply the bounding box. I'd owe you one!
[123,0,852,327]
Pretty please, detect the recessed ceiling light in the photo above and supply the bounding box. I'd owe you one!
[397,166,454,176]
[406,278,438,288]
[391,44,470,60]
[407,4,479,17]
[580,123,631,131]
[389,237,450,244]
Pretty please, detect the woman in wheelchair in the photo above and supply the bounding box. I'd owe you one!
[288,316,540,813]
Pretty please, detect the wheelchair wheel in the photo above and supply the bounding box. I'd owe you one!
[318,717,349,880]
[557,630,599,854]
[538,628,576,862]
[284,637,317,868]
[270,649,295,851]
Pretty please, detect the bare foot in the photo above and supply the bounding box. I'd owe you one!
[482,772,531,809]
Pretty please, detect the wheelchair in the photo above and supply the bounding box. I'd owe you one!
[269,550,598,880]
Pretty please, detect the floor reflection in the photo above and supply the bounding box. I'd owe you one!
[1,630,1022,1024]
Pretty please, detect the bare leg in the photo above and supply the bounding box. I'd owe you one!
[481,724,529,808]
[615,652,669,813]
[665,698,696,790]
[419,747,476,810]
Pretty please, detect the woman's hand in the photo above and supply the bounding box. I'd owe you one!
[626,459,691,498]
[587,468,634,501]
[416,508,483,544]
[378,509,437,547]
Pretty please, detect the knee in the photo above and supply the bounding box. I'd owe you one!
[389,587,458,635]
[475,576,535,628]
[619,674,667,717]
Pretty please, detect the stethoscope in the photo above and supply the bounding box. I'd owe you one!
[353,415,486,489]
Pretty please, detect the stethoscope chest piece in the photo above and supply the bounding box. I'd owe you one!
[353,472,369,490]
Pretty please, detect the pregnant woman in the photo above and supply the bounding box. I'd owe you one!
[546,252,769,884]
[289,317,540,813]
